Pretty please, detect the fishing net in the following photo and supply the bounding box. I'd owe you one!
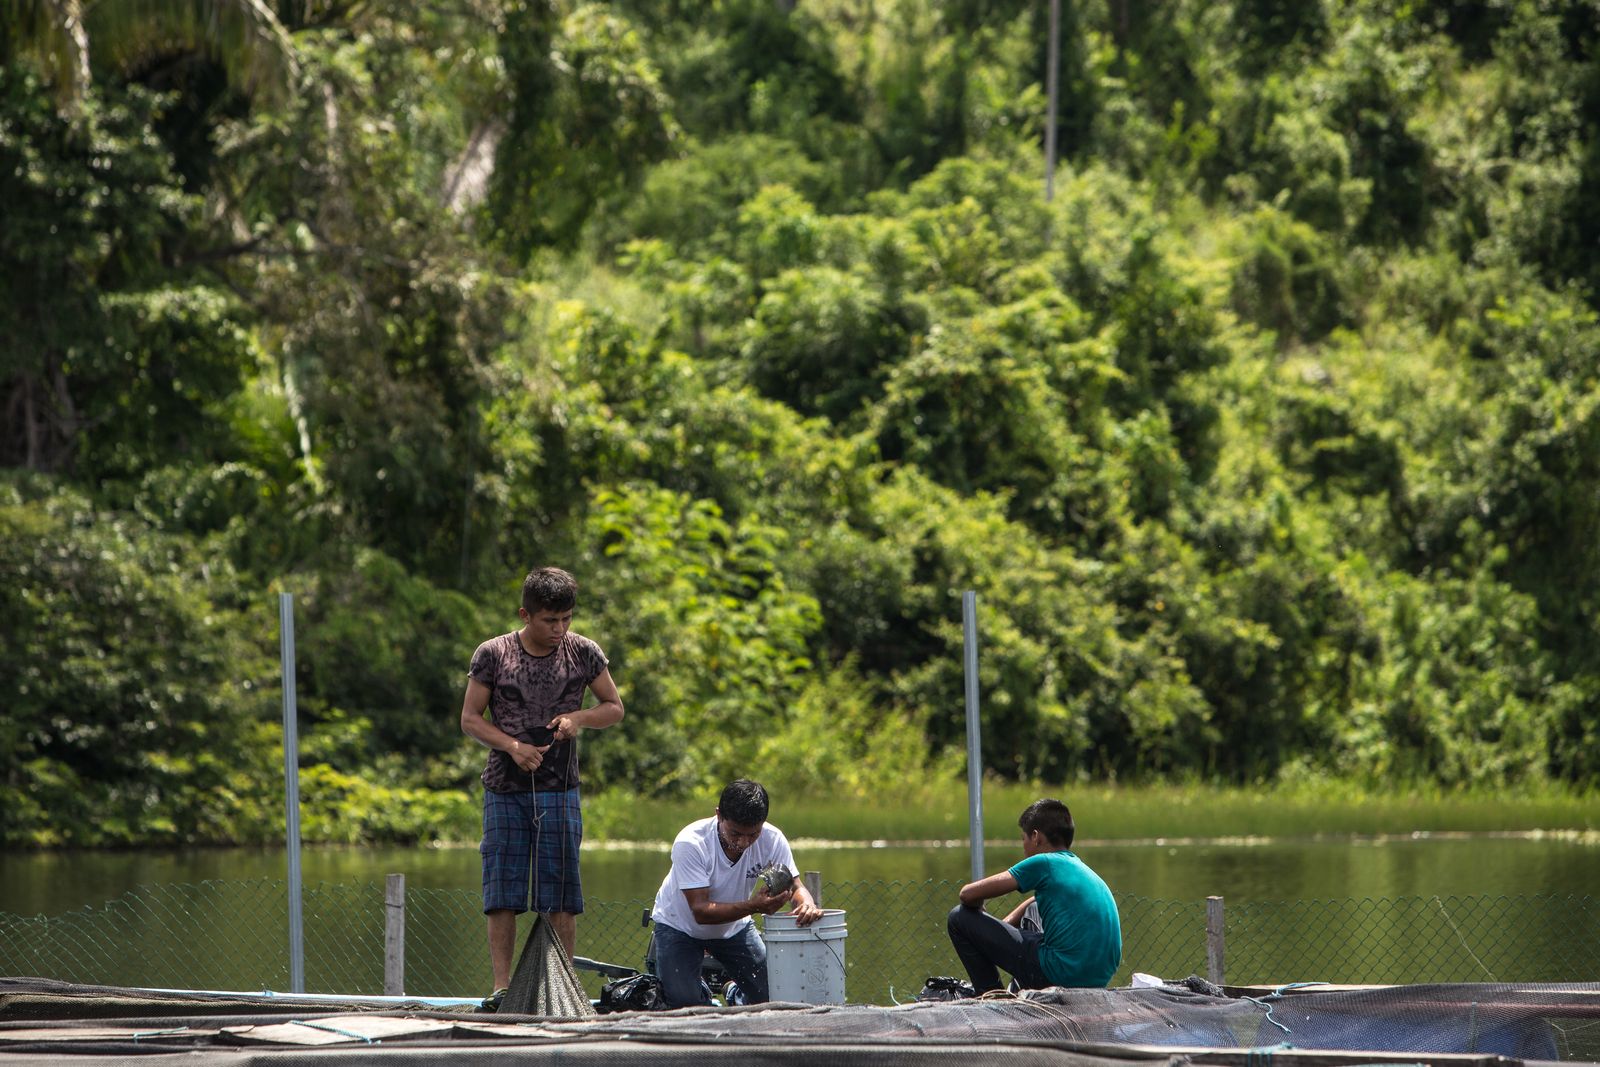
[2,978,1598,1064]
[502,914,595,1018]
[540,981,1600,1061]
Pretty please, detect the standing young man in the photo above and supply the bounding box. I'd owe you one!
[947,798,1121,992]
[649,779,824,1007]
[460,567,624,1009]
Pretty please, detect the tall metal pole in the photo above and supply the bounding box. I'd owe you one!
[1044,0,1061,201]
[962,591,984,882]
[279,592,305,993]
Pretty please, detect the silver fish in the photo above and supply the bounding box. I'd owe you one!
[749,861,794,898]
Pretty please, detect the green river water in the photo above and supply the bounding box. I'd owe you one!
[4,832,1597,998]
[4,832,1599,918]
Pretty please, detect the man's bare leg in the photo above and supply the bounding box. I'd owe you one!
[487,909,517,990]
[546,911,576,960]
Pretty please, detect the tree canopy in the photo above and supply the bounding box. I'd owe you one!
[3,0,1598,846]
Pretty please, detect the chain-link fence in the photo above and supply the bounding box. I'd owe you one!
[2,880,1596,1003]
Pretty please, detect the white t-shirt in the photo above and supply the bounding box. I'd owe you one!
[650,816,798,939]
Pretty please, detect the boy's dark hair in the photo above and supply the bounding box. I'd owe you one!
[522,567,578,613]
[719,779,770,826]
[1019,798,1075,848]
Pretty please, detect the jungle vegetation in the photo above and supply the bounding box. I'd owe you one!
[3,0,1599,846]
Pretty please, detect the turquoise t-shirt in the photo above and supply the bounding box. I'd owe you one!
[1009,850,1122,987]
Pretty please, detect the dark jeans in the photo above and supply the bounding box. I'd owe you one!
[946,904,1051,993]
[653,920,770,1008]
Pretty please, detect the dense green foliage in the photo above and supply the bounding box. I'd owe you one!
[3,0,1599,846]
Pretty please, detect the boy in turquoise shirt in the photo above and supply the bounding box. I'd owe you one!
[947,798,1122,991]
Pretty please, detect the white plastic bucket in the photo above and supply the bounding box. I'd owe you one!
[762,909,847,1005]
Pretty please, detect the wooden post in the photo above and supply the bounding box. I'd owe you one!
[1206,895,1225,987]
[803,870,822,907]
[384,873,406,996]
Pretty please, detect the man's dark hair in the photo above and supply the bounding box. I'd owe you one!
[522,567,578,613]
[719,779,770,826]
[1019,798,1075,848]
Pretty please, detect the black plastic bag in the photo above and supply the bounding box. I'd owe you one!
[916,975,976,1002]
[598,972,668,1013]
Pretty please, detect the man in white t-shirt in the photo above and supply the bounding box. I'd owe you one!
[649,778,823,1007]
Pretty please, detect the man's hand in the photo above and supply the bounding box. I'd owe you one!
[550,716,579,742]
[749,885,794,916]
[508,739,549,771]
[1003,896,1036,928]
[790,899,824,926]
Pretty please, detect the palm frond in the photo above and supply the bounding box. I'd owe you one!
[84,0,299,103]
[3,0,92,98]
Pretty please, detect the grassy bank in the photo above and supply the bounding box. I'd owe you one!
[580,780,1600,846]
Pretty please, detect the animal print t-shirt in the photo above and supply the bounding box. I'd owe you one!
[468,631,608,793]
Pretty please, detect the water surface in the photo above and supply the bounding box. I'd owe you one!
[3,834,1596,998]
[4,832,1596,918]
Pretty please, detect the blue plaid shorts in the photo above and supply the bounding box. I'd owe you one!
[480,788,584,915]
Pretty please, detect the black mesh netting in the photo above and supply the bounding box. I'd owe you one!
[501,913,595,1017]
[2,978,1598,1065]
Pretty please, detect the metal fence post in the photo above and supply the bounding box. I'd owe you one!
[962,590,984,883]
[804,870,822,907]
[279,592,305,994]
[1206,895,1225,987]
[384,874,406,996]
